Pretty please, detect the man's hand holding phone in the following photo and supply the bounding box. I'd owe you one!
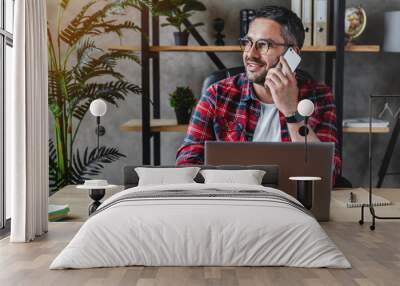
[264,51,300,117]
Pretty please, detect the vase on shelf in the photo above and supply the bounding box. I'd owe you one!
[174,31,189,45]
[213,18,225,46]
[174,107,192,124]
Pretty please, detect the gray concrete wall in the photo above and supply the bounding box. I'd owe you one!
[47,0,400,188]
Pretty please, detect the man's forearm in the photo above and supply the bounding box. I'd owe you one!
[176,143,205,165]
[286,121,320,142]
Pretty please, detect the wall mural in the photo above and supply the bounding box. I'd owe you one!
[48,0,144,193]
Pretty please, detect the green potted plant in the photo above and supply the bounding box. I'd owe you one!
[169,86,197,124]
[153,0,207,45]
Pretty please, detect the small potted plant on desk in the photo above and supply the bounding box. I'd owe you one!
[169,86,197,124]
[153,0,207,45]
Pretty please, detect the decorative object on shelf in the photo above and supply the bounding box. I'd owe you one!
[379,102,394,118]
[169,86,197,124]
[47,1,140,193]
[213,18,225,46]
[90,99,107,151]
[77,180,118,215]
[377,101,400,120]
[152,0,207,45]
[344,6,367,45]
[384,11,400,53]
[239,9,255,39]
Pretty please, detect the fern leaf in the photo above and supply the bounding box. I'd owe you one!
[72,80,142,119]
[71,146,126,181]
[76,38,102,64]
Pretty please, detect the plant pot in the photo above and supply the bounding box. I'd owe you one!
[173,31,189,46]
[174,108,192,124]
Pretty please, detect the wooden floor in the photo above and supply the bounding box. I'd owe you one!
[1,221,400,286]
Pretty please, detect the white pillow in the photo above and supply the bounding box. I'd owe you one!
[200,169,266,185]
[135,167,201,186]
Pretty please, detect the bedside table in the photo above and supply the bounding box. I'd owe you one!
[77,183,119,215]
[88,188,105,215]
[289,176,322,210]
[49,185,123,221]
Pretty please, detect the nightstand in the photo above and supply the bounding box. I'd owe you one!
[289,176,322,210]
[77,182,119,215]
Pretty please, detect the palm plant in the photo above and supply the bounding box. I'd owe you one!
[48,0,145,193]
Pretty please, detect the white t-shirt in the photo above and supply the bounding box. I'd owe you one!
[252,103,281,142]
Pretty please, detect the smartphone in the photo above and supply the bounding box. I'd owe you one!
[283,47,301,74]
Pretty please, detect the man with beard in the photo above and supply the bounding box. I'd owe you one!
[176,5,340,182]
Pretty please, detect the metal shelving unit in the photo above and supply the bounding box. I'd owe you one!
[129,0,379,171]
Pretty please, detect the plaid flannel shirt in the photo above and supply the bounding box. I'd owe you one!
[176,73,341,183]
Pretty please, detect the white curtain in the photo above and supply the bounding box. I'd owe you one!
[7,0,48,242]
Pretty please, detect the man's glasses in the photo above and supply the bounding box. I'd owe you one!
[239,37,291,55]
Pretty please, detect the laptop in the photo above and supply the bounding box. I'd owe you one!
[205,141,334,221]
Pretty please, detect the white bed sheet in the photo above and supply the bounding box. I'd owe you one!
[50,183,350,269]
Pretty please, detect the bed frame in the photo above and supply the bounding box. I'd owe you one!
[123,165,279,190]
[123,165,331,221]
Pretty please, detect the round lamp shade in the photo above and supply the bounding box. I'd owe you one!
[90,99,107,117]
[384,11,400,53]
[297,99,315,117]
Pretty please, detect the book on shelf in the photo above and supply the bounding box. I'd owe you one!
[291,0,330,46]
[313,0,329,45]
[302,0,313,46]
[291,0,302,19]
[343,118,390,128]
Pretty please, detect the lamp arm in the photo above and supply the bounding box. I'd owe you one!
[97,116,100,152]
[305,117,308,163]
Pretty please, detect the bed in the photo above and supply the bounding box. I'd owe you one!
[50,166,350,269]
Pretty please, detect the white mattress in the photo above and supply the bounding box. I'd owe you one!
[50,183,350,269]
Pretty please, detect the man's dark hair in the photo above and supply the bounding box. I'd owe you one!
[250,6,305,49]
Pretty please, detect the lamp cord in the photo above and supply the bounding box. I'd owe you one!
[97,116,100,152]
[305,117,308,163]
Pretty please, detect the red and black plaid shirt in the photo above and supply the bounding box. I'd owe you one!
[176,73,341,182]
